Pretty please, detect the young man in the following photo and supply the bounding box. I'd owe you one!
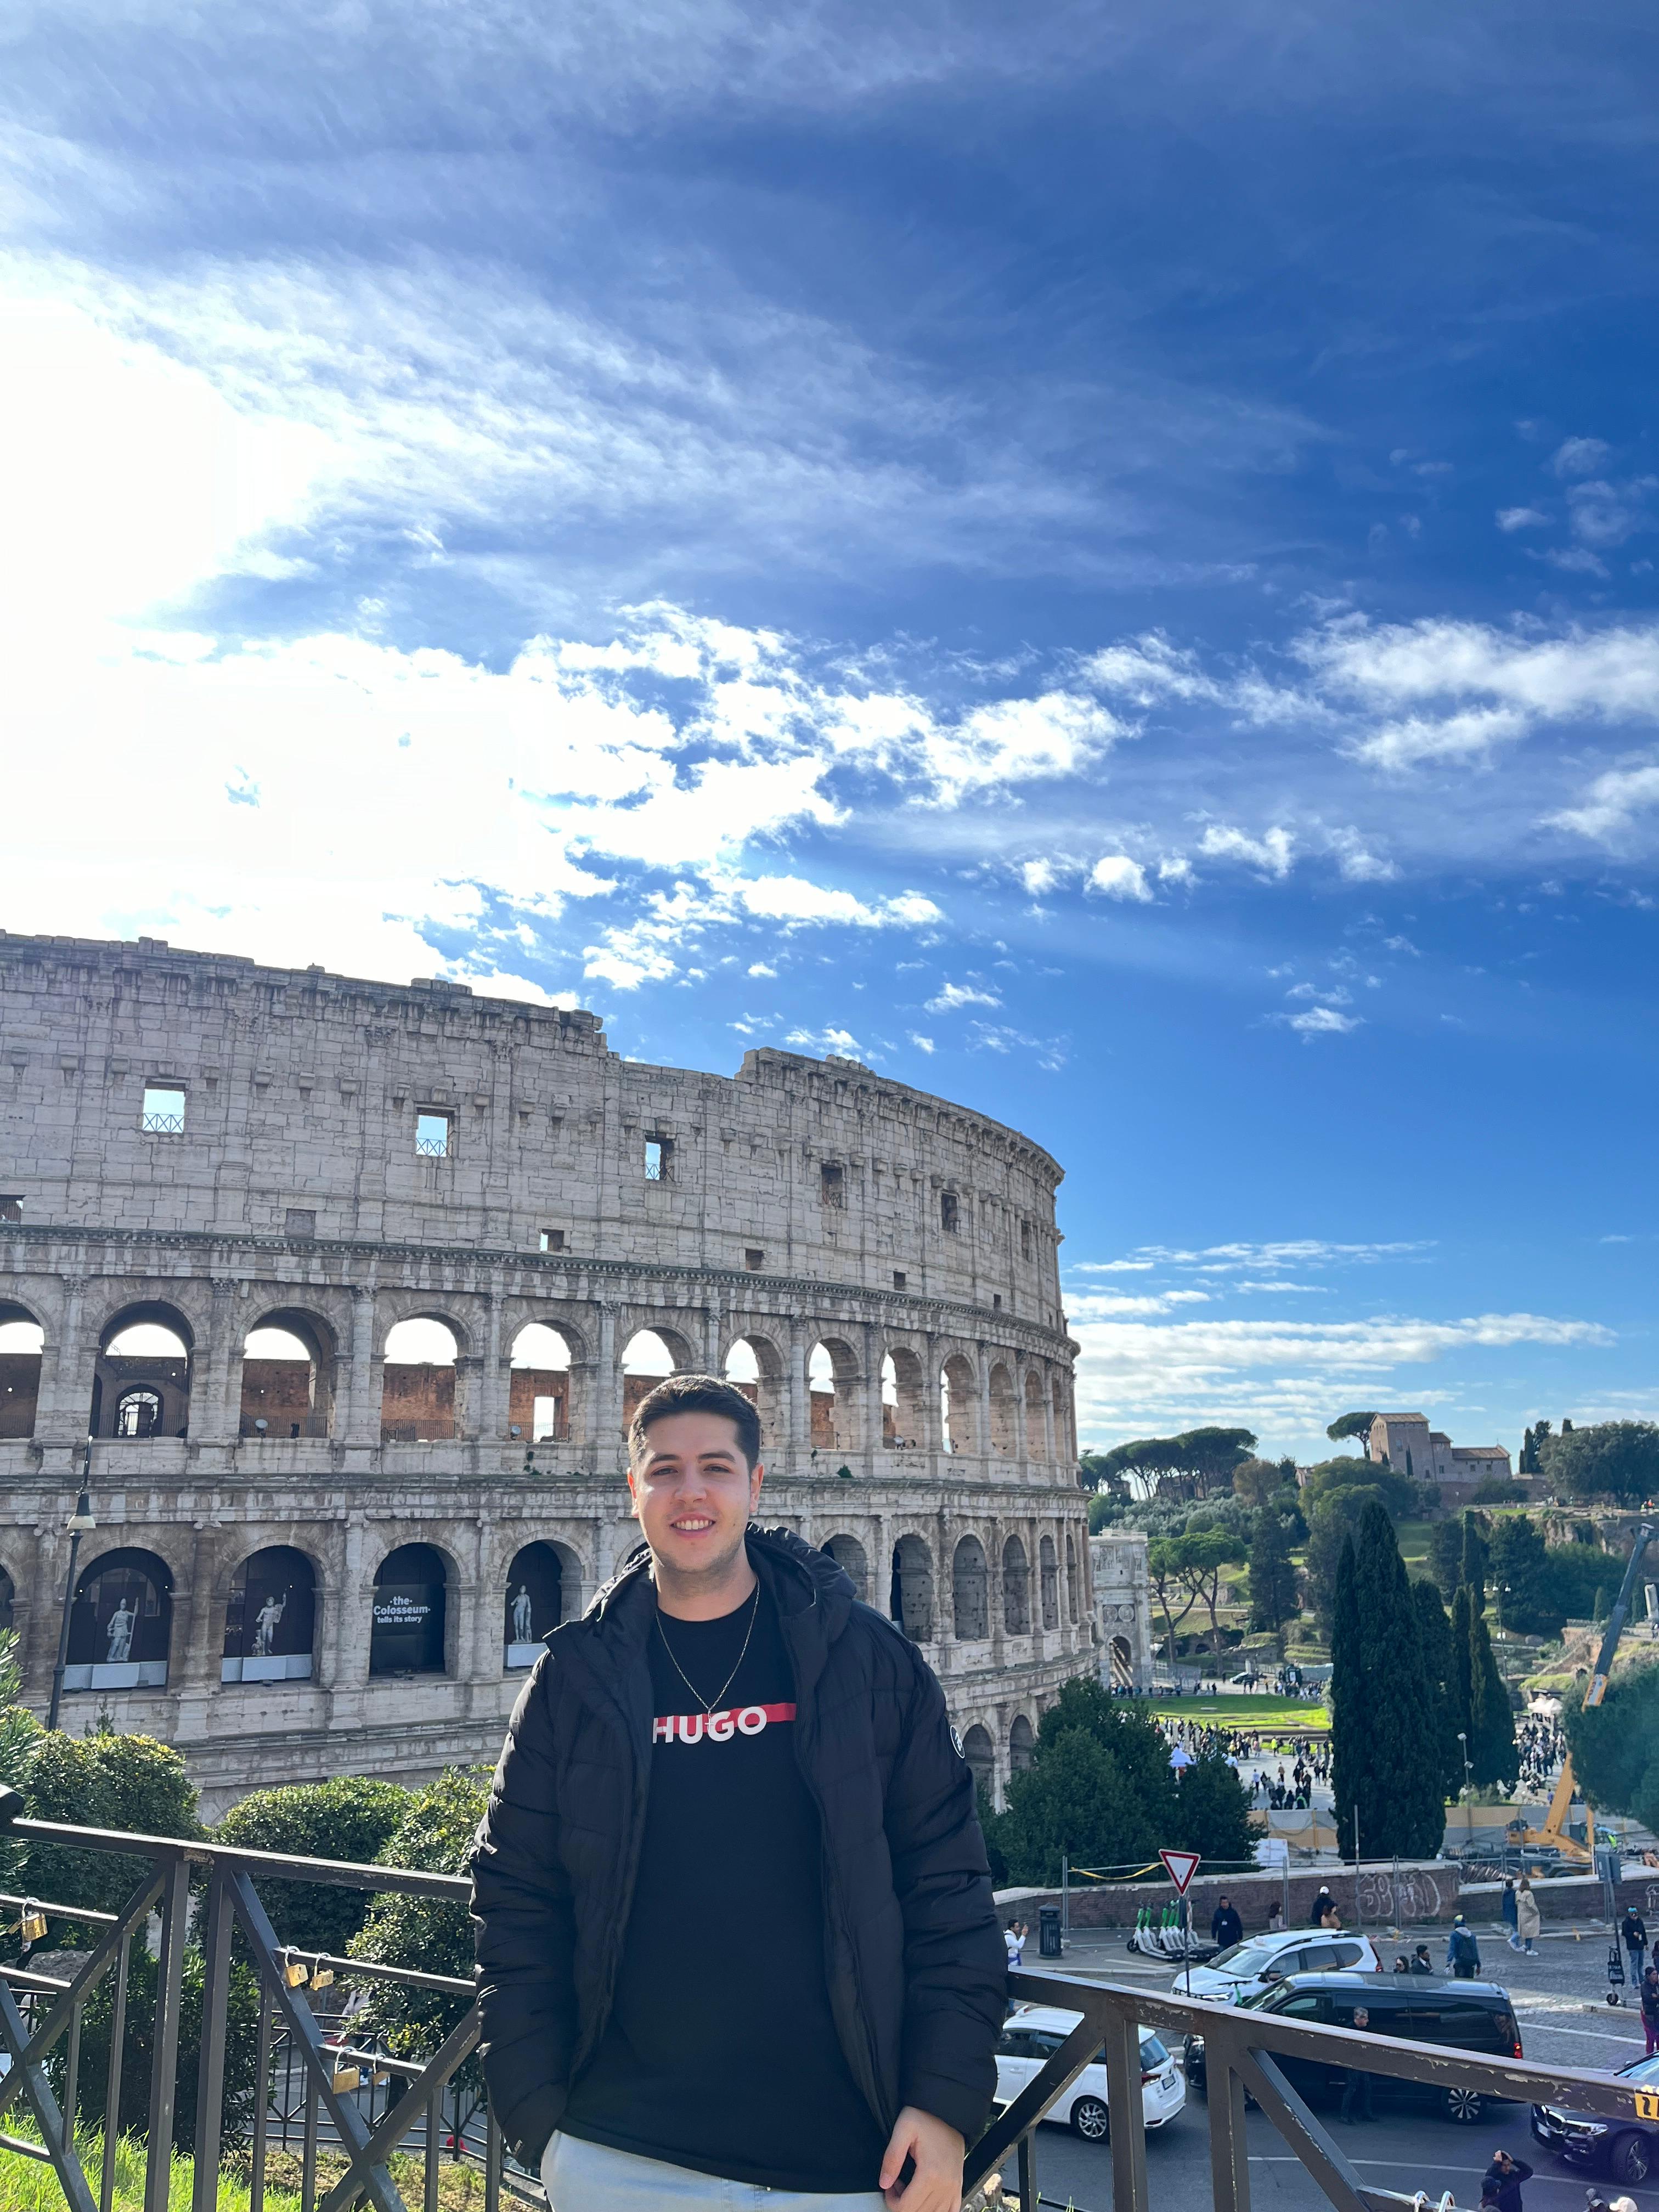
[470,1373,1005,2210]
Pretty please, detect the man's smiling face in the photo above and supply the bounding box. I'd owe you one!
[628,1409,764,1591]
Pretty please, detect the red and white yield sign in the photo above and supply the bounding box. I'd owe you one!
[1159,1849,1201,1894]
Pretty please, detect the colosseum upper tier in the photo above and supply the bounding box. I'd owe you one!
[0,932,1093,1816]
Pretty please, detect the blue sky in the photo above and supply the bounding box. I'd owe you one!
[3,1,1657,1458]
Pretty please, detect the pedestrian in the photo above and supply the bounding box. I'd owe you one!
[1309,1885,1335,1926]
[1503,1878,1519,1950]
[1621,1906,1647,1979]
[1211,1894,1244,1949]
[1411,1943,1434,1974]
[1393,1955,1410,1973]
[1484,2150,1533,2212]
[470,1373,1004,2211]
[1340,2005,1376,2123]
[1005,1921,1026,1970]
[1516,1879,1541,1958]
[1640,1963,1659,2059]
[1447,1914,1482,1979]
[1267,1899,1285,1933]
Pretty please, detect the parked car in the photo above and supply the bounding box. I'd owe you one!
[1173,1927,1380,2002]
[1532,2048,1658,2185]
[1183,1971,1522,2124]
[995,2002,1185,2142]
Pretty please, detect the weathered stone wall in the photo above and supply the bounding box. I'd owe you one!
[0,932,1093,1816]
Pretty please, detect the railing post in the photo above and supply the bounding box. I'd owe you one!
[1206,2026,1252,2212]
[251,1986,273,2212]
[1099,2006,1149,2212]
[99,1930,131,2212]
[191,1869,233,2212]
[1016,2128,1036,2211]
[144,1853,191,2212]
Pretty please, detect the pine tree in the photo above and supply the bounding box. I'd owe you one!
[1467,1603,1519,1789]
[1332,1508,1445,1859]
[1449,1583,1474,1764]
[1248,1507,1300,1635]
[1460,1511,1489,1611]
[1412,1579,1465,1802]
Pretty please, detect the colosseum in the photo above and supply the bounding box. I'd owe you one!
[0,931,1097,1817]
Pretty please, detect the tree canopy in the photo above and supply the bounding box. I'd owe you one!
[1538,1421,1659,1505]
[1564,1658,1659,1835]
[215,1776,413,1954]
[25,1726,201,1914]
[1248,1507,1300,1635]
[1089,1427,1257,1502]
[1330,1505,1446,1859]
[1326,1411,1379,1445]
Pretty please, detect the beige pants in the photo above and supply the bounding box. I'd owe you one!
[541,2132,889,2210]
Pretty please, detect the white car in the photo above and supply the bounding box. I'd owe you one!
[995,2003,1185,2143]
[1173,1927,1379,2004]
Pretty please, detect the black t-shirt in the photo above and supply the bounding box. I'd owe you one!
[559,1582,888,2191]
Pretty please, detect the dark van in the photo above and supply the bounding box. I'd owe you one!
[1184,1972,1522,2124]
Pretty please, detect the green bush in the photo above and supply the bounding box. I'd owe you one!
[59,1942,262,2152]
[351,1770,488,2077]
[215,1778,410,1955]
[0,1632,42,1890]
[1564,1657,1659,1832]
[24,1728,200,1915]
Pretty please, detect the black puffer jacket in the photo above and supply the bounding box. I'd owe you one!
[469,1526,1005,2168]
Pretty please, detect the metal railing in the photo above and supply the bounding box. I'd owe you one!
[0,1809,1651,2212]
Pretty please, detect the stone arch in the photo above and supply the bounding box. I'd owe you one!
[1010,1712,1036,1773]
[723,1330,786,1451]
[370,1541,450,1677]
[823,1532,868,1602]
[504,1539,574,1667]
[380,1316,461,1443]
[952,1534,990,1640]
[1109,1633,1134,1689]
[940,1352,977,1455]
[988,1363,1017,1458]
[222,1544,317,1682]
[1024,1365,1046,1458]
[509,1322,572,1442]
[962,1723,995,1802]
[1039,1534,1059,1630]
[882,1345,926,1449]
[240,1309,337,1440]
[1052,1373,1073,1463]
[1001,1533,1031,1635]
[808,1335,861,1456]
[92,1301,195,1440]
[1065,1532,1081,1623]
[0,1303,44,1441]
[620,1326,696,1436]
[65,1545,173,1690]
[889,1534,934,1643]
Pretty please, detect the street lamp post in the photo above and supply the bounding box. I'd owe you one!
[46,1441,97,1733]
[1457,1729,1474,1846]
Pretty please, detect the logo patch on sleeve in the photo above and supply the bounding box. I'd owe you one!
[950,1724,965,1759]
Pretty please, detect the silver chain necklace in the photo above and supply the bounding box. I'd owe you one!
[654,1585,760,1716]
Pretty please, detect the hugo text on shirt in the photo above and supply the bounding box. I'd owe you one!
[651,1701,795,1743]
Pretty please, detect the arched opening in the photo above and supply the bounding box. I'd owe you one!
[622,1329,679,1437]
[65,1548,172,1690]
[724,1335,784,1450]
[1052,1375,1072,1464]
[240,1313,335,1440]
[989,1364,1017,1458]
[381,1318,459,1443]
[509,1323,571,1442]
[823,1533,868,1602]
[1039,1535,1059,1630]
[370,1543,448,1676]
[953,1535,990,1640]
[505,1540,568,1668]
[1011,1713,1036,1774]
[940,1354,977,1455]
[1024,1367,1047,1459]
[889,1536,934,1643]
[962,1723,995,1803]
[0,1568,13,1638]
[222,1546,317,1682]
[93,1307,193,1440]
[1002,1535,1031,1635]
[882,1347,926,1449]
[808,1338,860,1454]
[1109,1633,1134,1689]
[0,1309,44,1441]
[1065,1533,1081,1623]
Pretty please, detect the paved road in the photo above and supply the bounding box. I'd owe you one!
[1008,1925,1654,2212]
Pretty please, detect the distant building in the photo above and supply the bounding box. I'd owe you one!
[1091,1528,1154,1689]
[1363,1413,1517,1507]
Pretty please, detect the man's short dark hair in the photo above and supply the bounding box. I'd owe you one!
[628,1372,762,1470]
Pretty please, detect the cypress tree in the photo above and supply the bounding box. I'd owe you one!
[1248,1507,1300,1636]
[1332,1509,1445,1859]
[1468,1603,1519,1788]
[1460,1511,1489,1612]
[1413,1579,1465,1802]
[1449,1582,1474,1758]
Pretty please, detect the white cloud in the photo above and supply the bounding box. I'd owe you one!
[1109,1238,1432,1275]
[907,1032,935,1053]
[1551,437,1612,479]
[1543,545,1611,578]
[1328,827,1396,882]
[782,1025,865,1057]
[747,961,777,977]
[1278,1003,1361,1036]
[926,980,1001,1013]
[1496,507,1549,532]
[1198,823,1295,877]
[1550,761,1659,843]
[1087,854,1153,901]
[1021,857,1058,896]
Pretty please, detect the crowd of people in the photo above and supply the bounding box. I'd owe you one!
[1516,1715,1567,1795]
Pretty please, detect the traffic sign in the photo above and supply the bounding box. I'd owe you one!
[1159,1848,1201,1894]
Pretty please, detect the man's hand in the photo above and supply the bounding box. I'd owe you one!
[879,2106,965,2212]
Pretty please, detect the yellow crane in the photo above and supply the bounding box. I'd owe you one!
[1507,1517,1656,1867]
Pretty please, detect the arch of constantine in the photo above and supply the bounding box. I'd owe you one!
[0,932,1095,1816]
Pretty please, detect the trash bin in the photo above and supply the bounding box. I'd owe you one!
[1039,1906,1063,1959]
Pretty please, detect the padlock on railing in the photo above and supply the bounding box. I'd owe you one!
[331,2067,360,2093]
[283,1955,309,1988]
[19,1904,47,1944]
[310,1964,334,1988]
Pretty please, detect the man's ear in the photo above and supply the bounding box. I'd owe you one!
[749,1460,765,1513]
[625,1464,641,1521]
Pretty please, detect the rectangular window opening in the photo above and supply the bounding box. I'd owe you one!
[820,1162,845,1209]
[645,1136,674,1181]
[940,1190,960,1233]
[0,1197,20,1224]
[744,1248,764,1271]
[993,1293,1003,1310]
[1021,1222,1034,1261]
[284,1207,317,1239]
[893,1270,906,1290]
[532,1395,561,1442]
[140,1085,187,1136]
[539,1229,566,1252]
[415,1110,453,1159]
